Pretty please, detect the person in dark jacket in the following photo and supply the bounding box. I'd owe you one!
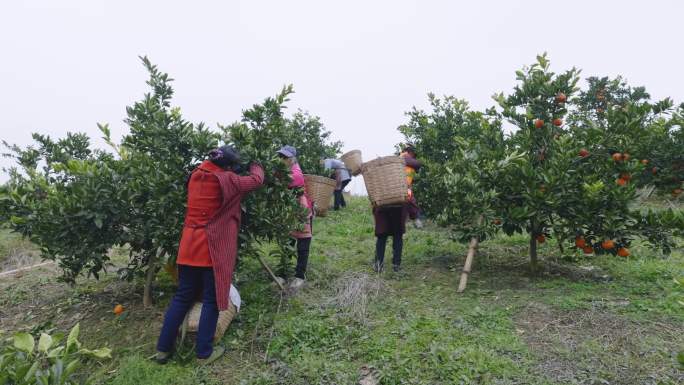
[155,145,264,364]
[373,204,409,273]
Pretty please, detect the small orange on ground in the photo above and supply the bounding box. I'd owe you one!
[583,246,594,254]
[611,153,623,162]
[553,118,563,127]
[640,159,649,165]
[617,247,630,257]
[579,149,589,158]
[534,119,544,129]
[114,304,124,315]
[536,234,546,243]
[616,178,627,186]
[575,237,586,248]
[601,239,615,250]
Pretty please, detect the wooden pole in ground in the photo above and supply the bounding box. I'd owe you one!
[257,254,286,292]
[457,215,483,293]
[457,236,479,293]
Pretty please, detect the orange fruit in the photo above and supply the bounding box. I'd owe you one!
[492,219,502,225]
[616,178,627,186]
[575,237,586,248]
[611,153,623,162]
[640,159,649,165]
[651,167,657,175]
[579,149,589,158]
[536,234,546,243]
[620,173,632,181]
[673,188,683,195]
[553,118,563,127]
[583,246,594,254]
[601,239,615,250]
[114,304,124,315]
[622,153,631,161]
[617,247,630,257]
[555,93,567,103]
[534,119,544,129]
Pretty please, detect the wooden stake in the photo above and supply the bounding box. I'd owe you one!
[257,254,286,292]
[457,236,479,293]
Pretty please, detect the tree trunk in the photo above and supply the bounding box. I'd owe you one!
[457,236,479,293]
[529,233,539,273]
[143,252,159,307]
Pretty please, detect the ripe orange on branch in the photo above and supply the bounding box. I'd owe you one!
[534,119,544,129]
[583,246,594,254]
[555,92,567,103]
[640,159,649,165]
[617,247,630,257]
[114,304,125,315]
[601,239,615,250]
[611,153,623,162]
[616,178,627,186]
[536,234,546,243]
[552,118,563,127]
[575,237,586,248]
[579,149,589,158]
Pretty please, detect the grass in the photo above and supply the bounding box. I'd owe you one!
[0,197,682,384]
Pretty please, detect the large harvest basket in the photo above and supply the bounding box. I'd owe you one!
[304,174,336,216]
[361,156,408,207]
[185,301,237,342]
[341,150,363,176]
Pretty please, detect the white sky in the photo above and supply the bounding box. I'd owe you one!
[1,1,683,194]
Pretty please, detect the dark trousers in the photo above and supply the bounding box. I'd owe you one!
[157,265,218,359]
[376,235,403,266]
[334,179,351,210]
[291,237,312,279]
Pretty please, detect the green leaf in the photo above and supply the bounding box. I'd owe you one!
[14,332,35,353]
[78,347,112,359]
[24,361,39,382]
[67,323,80,350]
[37,333,53,353]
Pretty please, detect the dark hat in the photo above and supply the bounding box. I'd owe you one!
[209,145,240,167]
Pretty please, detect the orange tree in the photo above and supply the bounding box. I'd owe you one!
[568,76,682,195]
[493,54,681,270]
[1,60,339,304]
[399,95,523,289]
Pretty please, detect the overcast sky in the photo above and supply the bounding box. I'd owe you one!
[1,1,683,194]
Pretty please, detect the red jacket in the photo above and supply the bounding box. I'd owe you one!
[177,160,264,310]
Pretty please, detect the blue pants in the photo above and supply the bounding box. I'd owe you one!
[156,265,218,359]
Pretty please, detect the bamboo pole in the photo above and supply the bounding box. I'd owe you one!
[457,215,483,293]
[257,254,286,292]
[457,236,479,293]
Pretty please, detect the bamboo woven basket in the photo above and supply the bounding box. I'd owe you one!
[185,301,237,342]
[304,174,336,216]
[361,156,408,207]
[341,150,363,176]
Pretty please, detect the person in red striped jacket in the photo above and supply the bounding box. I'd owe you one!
[155,145,264,364]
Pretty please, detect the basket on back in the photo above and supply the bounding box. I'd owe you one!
[304,174,336,216]
[361,156,408,207]
[341,150,363,176]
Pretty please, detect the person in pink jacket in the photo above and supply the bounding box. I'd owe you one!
[277,145,313,290]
